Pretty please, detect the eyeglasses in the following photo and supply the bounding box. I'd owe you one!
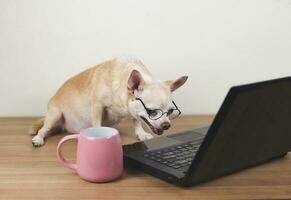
[135,98,181,120]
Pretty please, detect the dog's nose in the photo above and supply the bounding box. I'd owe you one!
[162,122,171,130]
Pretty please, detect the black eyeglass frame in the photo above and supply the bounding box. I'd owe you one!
[135,98,181,120]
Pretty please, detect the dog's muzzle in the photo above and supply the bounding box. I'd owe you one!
[140,116,164,135]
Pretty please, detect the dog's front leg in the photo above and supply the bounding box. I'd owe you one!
[91,103,103,127]
[134,119,153,141]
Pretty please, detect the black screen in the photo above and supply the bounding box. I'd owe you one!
[185,77,291,185]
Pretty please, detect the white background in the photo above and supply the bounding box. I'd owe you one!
[0,0,291,116]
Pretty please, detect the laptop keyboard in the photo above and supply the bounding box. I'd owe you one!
[143,139,203,172]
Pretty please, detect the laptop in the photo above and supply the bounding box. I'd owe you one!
[123,76,291,187]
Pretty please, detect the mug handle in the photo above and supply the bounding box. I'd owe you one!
[56,134,78,171]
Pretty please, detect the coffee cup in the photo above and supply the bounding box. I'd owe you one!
[56,127,123,182]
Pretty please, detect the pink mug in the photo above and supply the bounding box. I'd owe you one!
[56,127,123,182]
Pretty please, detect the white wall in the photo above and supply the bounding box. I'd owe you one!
[0,0,291,116]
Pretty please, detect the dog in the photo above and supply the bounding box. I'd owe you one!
[30,56,188,147]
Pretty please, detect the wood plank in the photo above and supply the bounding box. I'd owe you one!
[0,116,291,199]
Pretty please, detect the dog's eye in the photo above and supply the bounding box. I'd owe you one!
[148,110,158,117]
[167,109,174,115]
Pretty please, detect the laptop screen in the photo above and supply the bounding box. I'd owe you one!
[184,77,291,185]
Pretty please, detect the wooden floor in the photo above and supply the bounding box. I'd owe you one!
[1,116,291,200]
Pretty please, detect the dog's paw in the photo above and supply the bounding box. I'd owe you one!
[32,135,44,147]
[136,132,153,141]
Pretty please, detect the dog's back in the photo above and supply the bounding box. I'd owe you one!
[44,57,151,133]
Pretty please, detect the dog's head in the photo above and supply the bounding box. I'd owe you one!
[127,70,188,135]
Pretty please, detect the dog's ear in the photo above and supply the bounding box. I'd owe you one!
[165,76,188,92]
[127,70,144,95]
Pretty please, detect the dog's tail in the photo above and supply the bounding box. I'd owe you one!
[28,118,45,135]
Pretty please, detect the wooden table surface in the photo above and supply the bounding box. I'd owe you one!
[1,115,291,200]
